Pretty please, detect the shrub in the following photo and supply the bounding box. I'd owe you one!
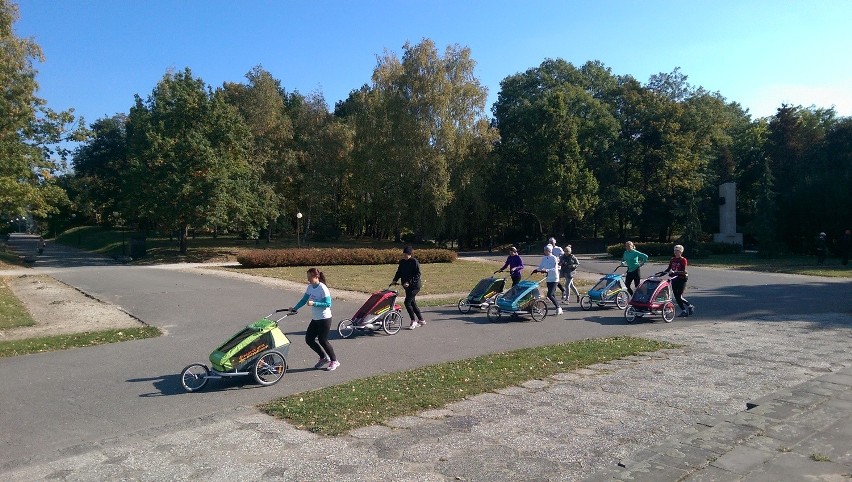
[237,248,457,268]
[606,241,743,259]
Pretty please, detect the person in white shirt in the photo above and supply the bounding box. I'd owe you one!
[548,237,566,300]
[533,244,563,315]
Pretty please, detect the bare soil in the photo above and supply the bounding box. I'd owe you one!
[0,275,146,341]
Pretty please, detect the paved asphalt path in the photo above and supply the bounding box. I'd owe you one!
[0,246,849,471]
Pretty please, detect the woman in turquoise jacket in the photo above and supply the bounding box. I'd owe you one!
[621,241,648,296]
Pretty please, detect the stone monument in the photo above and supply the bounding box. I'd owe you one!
[713,182,743,245]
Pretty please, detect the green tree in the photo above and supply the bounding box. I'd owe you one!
[125,68,273,253]
[70,115,128,223]
[221,66,294,239]
[366,39,496,241]
[0,0,80,226]
[492,59,612,239]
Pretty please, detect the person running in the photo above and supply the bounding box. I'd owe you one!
[291,267,340,371]
[621,241,648,296]
[662,244,694,317]
[548,237,566,299]
[392,245,426,329]
[533,244,562,315]
[560,245,581,303]
[498,245,524,286]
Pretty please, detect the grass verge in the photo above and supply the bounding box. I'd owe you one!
[0,277,36,330]
[0,326,162,358]
[645,253,852,278]
[221,259,507,295]
[262,336,673,436]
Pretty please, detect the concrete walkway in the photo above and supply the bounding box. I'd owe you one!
[4,314,850,481]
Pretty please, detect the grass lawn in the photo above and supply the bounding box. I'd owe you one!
[0,246,27,269]
[686,253,851,278]
[0,277,36,330]
[221,259,506,295]
[221,261,596,300]
[262,336,674,436]
[0,327,162,358]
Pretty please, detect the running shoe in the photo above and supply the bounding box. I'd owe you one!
[326,361,340,371]
[314,357,330,369]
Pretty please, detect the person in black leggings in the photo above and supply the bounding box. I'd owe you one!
[663,244,694,317]
[292,267,340,371]
[392,246,426,329]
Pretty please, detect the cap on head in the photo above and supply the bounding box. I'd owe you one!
[819,232,826,237]
[544,244,553,252]
[509,246,518,253]
[403,246,413,255]
[674,244,684,253]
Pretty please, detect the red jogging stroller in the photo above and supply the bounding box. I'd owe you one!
[623,272,677,323]
[337,285,404,338]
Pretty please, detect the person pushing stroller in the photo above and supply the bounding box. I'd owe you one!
[662,244,694,317]
[532,244,562,315]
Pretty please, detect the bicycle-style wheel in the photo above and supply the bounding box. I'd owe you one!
[580,295,593,311]
[615,291,629,309]
[254,350,287,386]
[662,302,676,323]
[383,311,403,335]
[457,298,471,314]
[486,305,502,323]
[624,306,637,324]
[337,319,355,338]
[181,363,209,392]
[530,300,548,322]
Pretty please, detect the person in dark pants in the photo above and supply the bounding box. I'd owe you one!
[393,246,426,329]
[292,267,339,371]
[663,244,694,317]
[498,246,524,286]
[621,241,648,296]
[840,229,851,266]
[815,232,828,265]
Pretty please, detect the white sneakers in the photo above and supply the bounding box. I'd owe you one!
[408,321,420,330]
[556,307,563,315]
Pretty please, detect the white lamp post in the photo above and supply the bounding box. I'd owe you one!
[296,212,303,248]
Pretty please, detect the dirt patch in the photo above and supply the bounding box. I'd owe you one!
[0,275,146,341]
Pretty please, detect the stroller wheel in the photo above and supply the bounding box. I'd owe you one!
[338,319,355,338]
[180,363,209,392]
[382,311,402,335]
[579,296,592,311]
[624,306,637,324]
[254,350,287,386]
[615,291,629,309]
[530,300,548,322]
[457,298,471,314]
[486,305,502,323]
[662,302,676,323]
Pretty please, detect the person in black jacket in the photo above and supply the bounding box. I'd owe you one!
[392,246,426,329]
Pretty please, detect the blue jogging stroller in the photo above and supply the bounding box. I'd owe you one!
[580,264,630,310]
[486,273,548,322]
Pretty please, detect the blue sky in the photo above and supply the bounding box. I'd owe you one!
[14,0,852,129]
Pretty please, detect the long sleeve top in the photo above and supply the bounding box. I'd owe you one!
[663,256,688,281]
[622,249,648,272]
[500,254,524,274]
[536,254,560,282]
[393,257,422,287]
[292,282,333,320]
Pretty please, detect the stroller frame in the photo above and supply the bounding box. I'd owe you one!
[580,265,630,310]
[624,272,676,323]
[486,274,549,322]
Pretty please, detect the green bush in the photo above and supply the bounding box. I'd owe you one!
[237,247,457,268]
[606,241,743,259]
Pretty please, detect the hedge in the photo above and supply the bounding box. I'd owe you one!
[606,241,743,259]
[237,248,457,268]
